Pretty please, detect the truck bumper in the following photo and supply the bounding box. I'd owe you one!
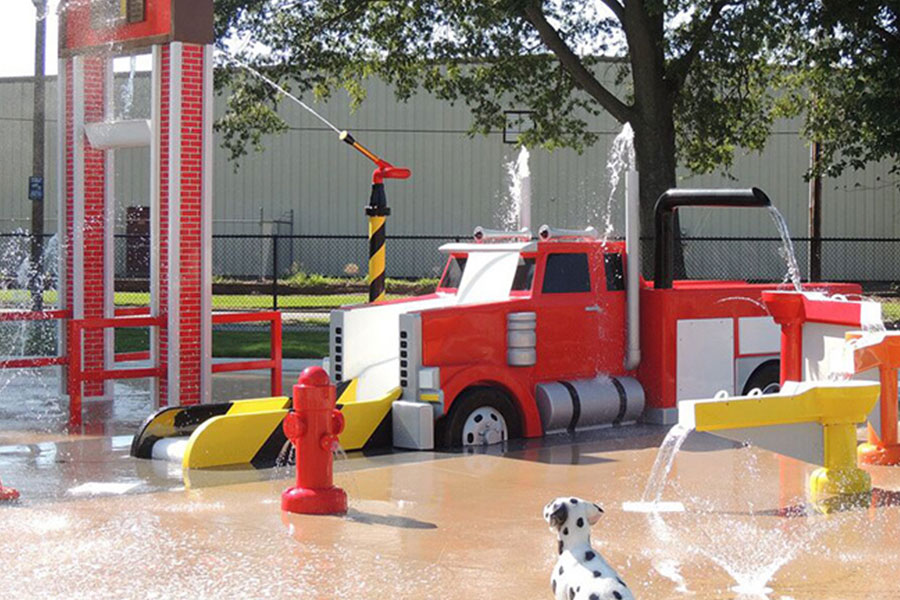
[392,400,435,450]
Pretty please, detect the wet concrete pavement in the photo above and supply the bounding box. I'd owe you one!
[2,366,900,598]
[2,420,900,599]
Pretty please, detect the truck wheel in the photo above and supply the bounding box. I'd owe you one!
[742,360,781,395]
[438,387,522,448]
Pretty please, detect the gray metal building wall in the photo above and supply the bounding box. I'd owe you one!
[0,68,898,280]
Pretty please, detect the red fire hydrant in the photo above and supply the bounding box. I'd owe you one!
[281,366,348,515]
[0,476,19,502]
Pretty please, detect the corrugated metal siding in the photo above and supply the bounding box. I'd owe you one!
[1,72,898,279]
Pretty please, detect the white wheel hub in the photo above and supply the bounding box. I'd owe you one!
[461,406,508,446]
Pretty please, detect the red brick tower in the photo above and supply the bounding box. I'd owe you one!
[58,0,214,407]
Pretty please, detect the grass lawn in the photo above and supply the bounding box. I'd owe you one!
[881,301,900,324]
[1,289,405,310]
[116,328,329,359]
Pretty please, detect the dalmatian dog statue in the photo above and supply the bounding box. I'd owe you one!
[543,497,635,600]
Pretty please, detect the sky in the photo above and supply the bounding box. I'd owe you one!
[1,1,61,76]
[0,0,151,76]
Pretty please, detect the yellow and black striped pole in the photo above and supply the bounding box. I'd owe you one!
[366,185,390,302]
[339,131,410,304]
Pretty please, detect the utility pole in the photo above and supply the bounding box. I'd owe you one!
[28,0,48,312]
[808,141,823,282]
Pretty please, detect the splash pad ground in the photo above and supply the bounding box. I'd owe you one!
[2,368,900,600]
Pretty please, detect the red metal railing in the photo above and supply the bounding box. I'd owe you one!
[67,314,166,430]
[211,311,283,398]
[0,308,153,369]
[2,307,284,430]
[0,310,72,369]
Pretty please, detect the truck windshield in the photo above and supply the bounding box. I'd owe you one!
[511,257,535,291]
[440,256,467,289]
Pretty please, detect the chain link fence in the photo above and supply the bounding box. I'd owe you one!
[4,231,900,333]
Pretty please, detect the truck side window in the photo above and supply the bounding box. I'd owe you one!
[604,253,625,291]
[511,257,536,291]
[542,253,591,294]
[440,256,467,289]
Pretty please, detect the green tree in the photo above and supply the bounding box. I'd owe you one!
[789,2,899,180]
[214,1,791,248]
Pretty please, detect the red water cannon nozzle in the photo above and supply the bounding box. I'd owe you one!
[339,130,411,184]
[281,367,348,515]
[373,161,411,184]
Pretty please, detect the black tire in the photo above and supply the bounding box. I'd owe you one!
[436,387,522,448]
[742,360,781,395]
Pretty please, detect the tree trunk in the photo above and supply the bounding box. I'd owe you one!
[621,1,685,281]
[631,111,683,280]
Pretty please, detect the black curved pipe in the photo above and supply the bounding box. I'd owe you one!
[653,188,772,289]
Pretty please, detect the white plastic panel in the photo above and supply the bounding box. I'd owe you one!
[392,400,435,450]
[738,316,780,355]
[677,318,735,400]
[456,250,520,305]
[84,119,152,149]
[803,323,858,382]
[340,296,455,399]
[715,423,825,466]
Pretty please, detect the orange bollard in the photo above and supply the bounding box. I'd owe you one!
[850,332,900,465]
[281,366,348,515]
[0,476,19,502]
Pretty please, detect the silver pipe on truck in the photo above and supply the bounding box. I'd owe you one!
[625,169,641,370]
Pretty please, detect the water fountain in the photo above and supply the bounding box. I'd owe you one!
[600,123,635,243]
[500,146,532,232]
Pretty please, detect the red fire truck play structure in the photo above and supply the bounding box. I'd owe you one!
[132,187,861,467]
[328,188,859,449]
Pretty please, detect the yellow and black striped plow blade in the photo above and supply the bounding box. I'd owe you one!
[130,383,403,469]
[131,397,291,468]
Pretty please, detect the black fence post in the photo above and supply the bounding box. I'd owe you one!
[272,233,279,311]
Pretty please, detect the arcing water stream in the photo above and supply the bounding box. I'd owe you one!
[217,50,343,135]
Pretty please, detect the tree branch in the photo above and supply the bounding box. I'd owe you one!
[597,0,624,23]
[666,0,730,92]
[522,3,632,124]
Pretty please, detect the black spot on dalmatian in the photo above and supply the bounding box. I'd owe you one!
[570,498,578,504]
[589,594,600,600]
[593,571,602,578]
[617,578,626,587]
[593,503,603,513]
[552,579,556,593]
[558,540,564,555]
[613,592,623,600]
[576,517,584,528]
[585,550,596,561]
[563,527,569,536]
[559,565,564,575]
[568,588,576,600]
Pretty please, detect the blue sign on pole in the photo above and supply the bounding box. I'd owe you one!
[28,176,44,202]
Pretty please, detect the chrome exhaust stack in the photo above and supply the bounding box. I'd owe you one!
[537,225,599,241]
[473,226,532,242]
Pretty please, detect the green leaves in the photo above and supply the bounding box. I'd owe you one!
[212,0,896,187]
[788,1,899,179]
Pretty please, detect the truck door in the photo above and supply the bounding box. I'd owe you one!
[535,251,608,380]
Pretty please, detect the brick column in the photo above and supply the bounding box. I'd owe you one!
[62,54,110,399]
[155,42,213,407]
